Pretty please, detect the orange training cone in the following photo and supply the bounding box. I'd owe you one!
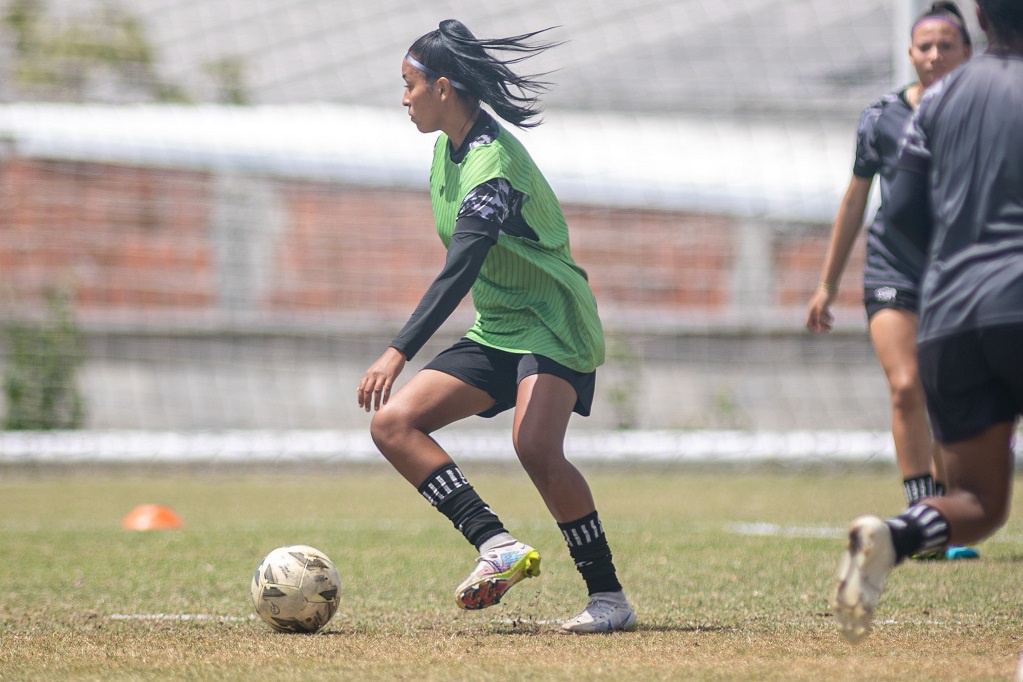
[121,504,183,531]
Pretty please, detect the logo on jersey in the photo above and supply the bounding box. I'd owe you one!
[874,287,897,303]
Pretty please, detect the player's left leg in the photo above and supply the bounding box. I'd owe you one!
[512,373,636,633]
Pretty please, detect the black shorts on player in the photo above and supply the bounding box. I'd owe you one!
[424,337,596,418]
[863,285,919,319]
[917,323,1023,444]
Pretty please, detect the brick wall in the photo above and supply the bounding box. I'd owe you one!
[0,158,867,325]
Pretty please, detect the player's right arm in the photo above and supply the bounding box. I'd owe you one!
[806,174,872,333]
[356,228,493,412]
[357,179,512,412]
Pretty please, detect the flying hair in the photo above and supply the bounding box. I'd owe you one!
[407,19,563,129]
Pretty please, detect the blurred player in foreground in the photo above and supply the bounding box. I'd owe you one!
[807,2,976,559]
[357,19,636,634]
[833,0,1023,644]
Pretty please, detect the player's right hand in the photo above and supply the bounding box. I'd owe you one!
[357,347,406,412]
[806,288,835,334]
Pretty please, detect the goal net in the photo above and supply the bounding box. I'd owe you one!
[2,0,1004,463]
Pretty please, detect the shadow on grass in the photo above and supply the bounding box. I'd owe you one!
[481,621,737,636]
[322,617,739,637]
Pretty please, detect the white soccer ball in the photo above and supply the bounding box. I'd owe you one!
[250,544,341,633]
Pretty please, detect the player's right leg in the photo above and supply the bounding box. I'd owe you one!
[834,421,1016,643]
[453,536,541,610]
[833,515,897,644]
[370,368,494,487]
[371,368,540,609]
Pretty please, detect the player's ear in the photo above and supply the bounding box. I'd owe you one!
[435,77,452,100]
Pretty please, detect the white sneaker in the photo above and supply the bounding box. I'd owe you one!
[833,515,897,644]
[454,541,541,610]
[560,591,637,634]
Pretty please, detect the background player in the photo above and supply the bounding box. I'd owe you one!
[832,0,1023,644]
[806,2,973,558]
[357,19,636,634]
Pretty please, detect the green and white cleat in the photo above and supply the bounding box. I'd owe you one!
[454,542,541,610]
[560,591,637,634]
[833,515,896,644]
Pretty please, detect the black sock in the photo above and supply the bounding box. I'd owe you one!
[417,464,505,549]
[558,511,622,595]
[903,474,936,506]
[887,504,950,563]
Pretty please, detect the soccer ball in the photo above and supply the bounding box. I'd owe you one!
[250,545,341,633]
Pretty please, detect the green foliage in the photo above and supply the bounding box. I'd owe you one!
[204,55,250,106]
[2,0,191,102]
[2,292,85,430]
[604,334,642,429]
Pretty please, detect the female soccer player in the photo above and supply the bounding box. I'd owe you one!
[357,19,636,634]
[806,2,972,546]
[833,0,1023,644]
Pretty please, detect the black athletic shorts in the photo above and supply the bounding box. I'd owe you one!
[864,285,920,319]
[917,323,1023,444]
[422,337,595,418]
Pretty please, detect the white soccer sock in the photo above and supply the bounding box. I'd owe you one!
[478,532,517,555]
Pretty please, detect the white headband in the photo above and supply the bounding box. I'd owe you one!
[405,53,469,91]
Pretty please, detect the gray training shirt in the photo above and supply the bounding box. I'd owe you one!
[898,52,1023,343]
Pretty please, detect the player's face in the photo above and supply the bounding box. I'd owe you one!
[909,19,971,89]
[402,58,442,134]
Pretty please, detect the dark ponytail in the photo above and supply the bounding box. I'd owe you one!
[407,20,562,129]
[914,1,972,46]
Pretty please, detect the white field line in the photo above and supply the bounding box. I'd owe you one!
[726,521,1023,544]
[108,613,255,622]
[726,522,845,539]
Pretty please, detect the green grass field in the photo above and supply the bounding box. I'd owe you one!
[2,463,1022,680]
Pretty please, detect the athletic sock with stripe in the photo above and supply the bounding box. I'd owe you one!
[902,474,937,506]
[558,511,622,595]
[886,503,951,563]
[417,463,506,549]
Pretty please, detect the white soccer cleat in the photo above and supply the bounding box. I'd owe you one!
[833,515,897,644]
[560,591,637,634]
[454,541,541,610]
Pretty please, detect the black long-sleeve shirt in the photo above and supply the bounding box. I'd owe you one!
[389,215,497,360]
